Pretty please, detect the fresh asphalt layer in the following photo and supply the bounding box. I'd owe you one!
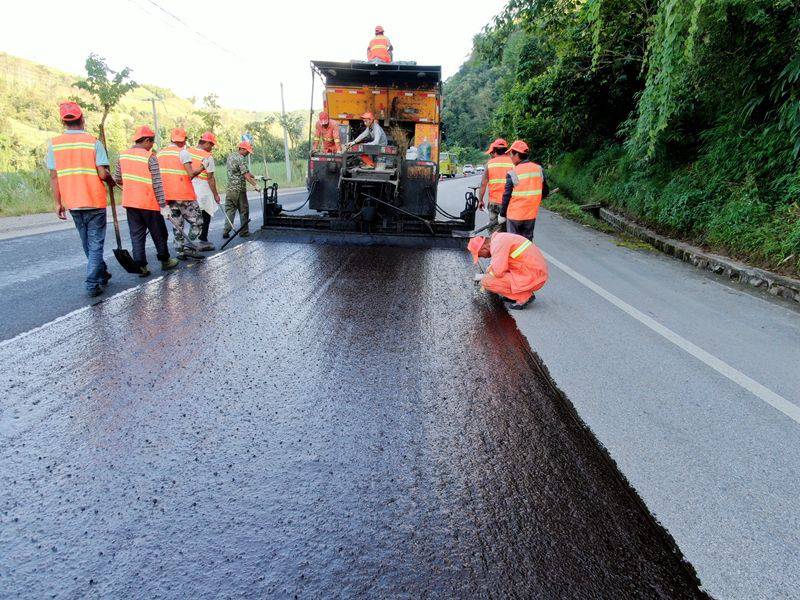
[440,176,800,599]
[1,239,707,598]
[0,176,798,598]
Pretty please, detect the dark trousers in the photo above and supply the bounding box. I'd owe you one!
[200,211,211,241]
[507,218,536,240]
[126,207,170,267]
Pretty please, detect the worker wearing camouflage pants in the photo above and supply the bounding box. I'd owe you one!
[170,200,205,256]
[223,142,259,238]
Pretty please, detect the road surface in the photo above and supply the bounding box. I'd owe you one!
[1,176,798,598]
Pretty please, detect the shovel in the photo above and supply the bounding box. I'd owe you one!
[108,184,143,273]
[452,219,498,239]
[219,209,251,251]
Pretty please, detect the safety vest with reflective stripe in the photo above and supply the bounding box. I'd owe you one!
[314,122,340,153]
[119,147,158,210]
[486,155,514,205]
[50,133,107,209]
[187,147,211,181]
[157,144,196,201]
[368,35,392,62]
[508,161,544,221]
[510,238,532,259]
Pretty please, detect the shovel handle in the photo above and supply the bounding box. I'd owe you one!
[107,184,123,250]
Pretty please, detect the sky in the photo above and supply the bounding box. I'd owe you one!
[1,0,507,112]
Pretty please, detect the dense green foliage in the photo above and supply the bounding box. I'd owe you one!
[444,0,800,275]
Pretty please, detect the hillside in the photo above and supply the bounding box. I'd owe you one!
[0,52,308,171]
[442,1,800,277]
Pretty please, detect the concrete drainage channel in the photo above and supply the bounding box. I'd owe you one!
[588,205,800,305]
[1,239,709,598]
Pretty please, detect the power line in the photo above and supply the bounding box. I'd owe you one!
[139,0,244,60]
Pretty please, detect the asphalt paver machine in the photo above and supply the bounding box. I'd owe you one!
[262,61,476,244]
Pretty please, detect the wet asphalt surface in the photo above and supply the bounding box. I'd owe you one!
[0,239,707,598]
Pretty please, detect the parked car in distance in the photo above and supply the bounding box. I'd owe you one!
[476,164,485,173]
[463,164,475,175]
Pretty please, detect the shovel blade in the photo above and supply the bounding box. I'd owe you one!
[113,248,143,274]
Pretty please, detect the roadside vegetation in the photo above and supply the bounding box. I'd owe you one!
[443,0,800,277]
[0,52,312,217]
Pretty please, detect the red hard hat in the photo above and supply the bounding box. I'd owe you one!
[238,141,253,154]
[484,138,509,154]
[199,131,217,145]
[361,112,374,120]
[467,236,487,264]
[59,101,83,122]
[319,111,330,125]
[509,140,529,154]
[375,25,384,34]
[170,128,187,142]
[132,125,156,142]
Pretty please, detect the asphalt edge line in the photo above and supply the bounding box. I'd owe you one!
[0,240,254,351]
[543,250,800,426]
[488,295,709,595]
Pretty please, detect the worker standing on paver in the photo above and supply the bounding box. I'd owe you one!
[344,112,387,168]
[189,132,222,246]
[500,140,549,240]
[47,101,115,297]
[114,125,179,276]
[367,25,393,63]
[156,128,209,259]
[477,138,513,234]
[468,232,548,310]
[312,112,341,154]
[223,141,260,239]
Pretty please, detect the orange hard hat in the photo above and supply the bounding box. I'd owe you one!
[467,236,487,264]
[484,138,508,154]
[170,128,187,142]
[375,25,384,34]
[132,125,156,142]
[361,112,374,121]
[319,111,330,125]
[238,141,253,154]
[199,131,217,145]
[509,140,529,154]
[59,101,83,122]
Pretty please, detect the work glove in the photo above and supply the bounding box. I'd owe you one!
[497,215,507,224]
[160,206,172,219]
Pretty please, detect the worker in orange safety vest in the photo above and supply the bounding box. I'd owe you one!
[47,101,116,297]
[499,140,550,240]
[113,125,179,276]
[312,112,341,154]
[468,232,548,310]
[367,25,393,63]
[477,138,513,234]
[156,128,210,258]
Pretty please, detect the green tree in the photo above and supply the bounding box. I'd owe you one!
[72,53,137,149]
[196,92,221,131]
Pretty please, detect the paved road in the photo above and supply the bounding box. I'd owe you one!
[1,177,799,598]
[1,240,706,598]
[0,189,307,341]
[440,176,800,599]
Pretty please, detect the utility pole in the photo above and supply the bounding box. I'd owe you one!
[148,97,160,147]
[280,82,291,182]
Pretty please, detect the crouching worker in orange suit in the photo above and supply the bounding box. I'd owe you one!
[468,232,548,310]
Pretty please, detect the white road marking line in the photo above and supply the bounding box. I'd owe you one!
[0,241,254,351]
[543,250,800,426]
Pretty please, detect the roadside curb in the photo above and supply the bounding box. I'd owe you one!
[599,208,800,305]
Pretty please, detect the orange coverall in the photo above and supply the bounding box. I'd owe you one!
[482,232,548,303]
[313,121,341,154]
